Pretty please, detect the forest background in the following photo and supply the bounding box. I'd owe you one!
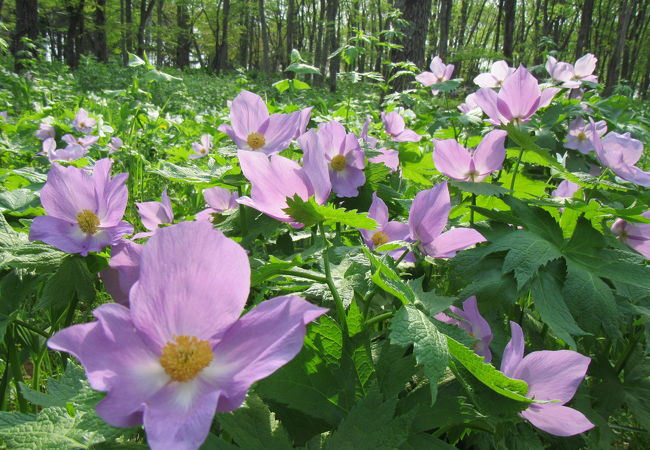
[3,0,650,98]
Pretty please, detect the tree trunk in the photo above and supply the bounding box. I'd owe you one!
[259,0,270,71]
[93,0,107,62]
[455,0,469,77]
[494,0,504,52]
[13,0,39,72]
[156,0,164,65]
[215,0,230,72]
[125,0,132,53]
[137,0,157,57]
[325,0,339,92]
[315,0,326,83]
[438,0,451,59]
[575,0,594,59]
[64,0,85,69]
[286,0,295,68]
[604,0,632,95]
[175,2,191,68]
[502,0,515,61]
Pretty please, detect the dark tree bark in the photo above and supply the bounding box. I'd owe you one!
[137,0,157,57]
[64,0,85,69]
[604,0,632,95]
[286,0,295,67]
[156,0,165,65]
[503,0,515,61]
[494,0,504,52]
[315,0,326,83]
[575,0,594,59]
[215,0,231,72]
[259,0,270,72]
[13,0,39,72]
[175,2,191,68]
[94,0,107,62]
[373,0,383,73]
[455,0,469,77]
[325,0,339,92]
[438,0,451,59]
[125,0,133,53]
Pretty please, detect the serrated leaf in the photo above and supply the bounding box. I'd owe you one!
[0,189,41,214]
[364,250,414,305]
[283,195,377,229]
[389,305,448,403]
[1,242,67,272]
[407,277,455,316]
[502,196,563,246]
[36,256,96,310]
[531,267,587,348]
[446,337,532,403]
[325,387,415,449]
[216,394,293,450]
[152,162,231,184]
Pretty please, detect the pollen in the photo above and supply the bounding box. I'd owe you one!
[371,230,389,247]
[160,335,214,382]
[76,209,100,234]
[247,132,266,149]
[577,132,587,142]
[331,154,347,171]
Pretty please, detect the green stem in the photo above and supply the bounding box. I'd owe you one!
[15,320,50,340]
[0,362,9,410]
[320,223,348,335]
[362,248,410,320]
[277,269,327,283]
[7,326,28,413]
[585,168,610,203]
[614,328,642,375]
[31,348,47,393]
[62,291,79,329]
[509,147,526,192]
[470,193,477,226]
[364,312,394,328]
[237,186,248,238]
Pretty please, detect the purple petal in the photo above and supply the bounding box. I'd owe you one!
[292,106,313,139]
[422,227,486,258]
[408,182,450,245]
[317,121,348,159]
[368,192,389,226]
[459,296,493,362]
[230,90,269,138]
[369,147,399,172]
[382,112,405,136]
[473,88,503,125]
[29,215,111,256]
[393,129,422,142]
[259,113,300,155]
[473,73,499,88]
[39,163,96,221]
[498,66,541,121]
[415,71,437,87]
[207,295,327,412]
[539,87,561,108]
[574,54,597,78]
[602,132,643,166]
[433,139,473,181]
[552,180,580,198]
[136,190,174,232]
[130,221,250,348]
[521,404,594,436]
[501,321,525,377]
[99,239,143,305]
[203,186,238,212]
[472,129,507,177]
[299,130,332,204]
[218,123,248,149]
[330,166,366,198]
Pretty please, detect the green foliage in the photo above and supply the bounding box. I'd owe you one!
[283,195,378,229]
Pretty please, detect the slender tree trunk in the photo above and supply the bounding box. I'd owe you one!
[604,0,632,96]
[125,0,133,53]
[259,0,270,71]
[137,0,157,57]
[438,0,451,59]
[216,0,230,72]
[175,1,191,68]
[286,0,295,68]
[455,0,469,77]
[575,0,594,59]
[64,0,85,69]
[93,0,107,62]
[374,0,383,73]
[156,0,164,65]
[13,0,39,72]
[503,0,515,61]
[325,0,339,92]
[390,0,432,91]
[494,0,504,52]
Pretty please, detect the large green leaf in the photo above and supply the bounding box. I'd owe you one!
[389,305,448,403]
[283,195,378,229]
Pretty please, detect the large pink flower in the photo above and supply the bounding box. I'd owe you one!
[49,221,327,449]
[433,130,507,182]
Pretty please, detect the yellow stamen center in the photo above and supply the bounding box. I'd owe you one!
[247,132,266,149]
[160,335,213,382]
[76,209,100,234]
[331,154,347,171]
[577,132,587,142]
[371,230,389,247]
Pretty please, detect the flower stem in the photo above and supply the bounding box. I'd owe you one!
[320,223,348,335]
[364,312,394,328]
[614,327,642,375]
[237,186,247,238]
[7,326,28,413]
[277,269,327,283]
[470,193,477,226]
[509,147,526,192]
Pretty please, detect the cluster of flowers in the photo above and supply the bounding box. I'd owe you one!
[30,51,650,447]
[34,108,122,162]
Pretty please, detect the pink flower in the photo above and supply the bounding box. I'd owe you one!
[552,180,580,199]
[72,108,97,134]
[473,66,560,126]
[218,90,300,155]
[546,54,598,88]
[434,296,493,362]
[29,159,133,256]
[134,189,174,239]
[195,186,239,223]
[316,121,366,198]
[35,123,55,141]
[109,137,123,154]
[381,111,422,142]
[49,221,327,449]
[565,117,606,154]
[62,133,99,149]
[292,106,313,139]
[611,212,650,259]
[433,130,507,182]
[501,321,594,436]
[190,134,212,159]
[99,239,143,305]
[359,116,399,172]
[359,193,410,260]
[416,56,454,94]
[473,60,515,88]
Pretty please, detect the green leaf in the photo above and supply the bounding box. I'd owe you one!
[1,242,67,272]
[364,250,415,305]
[0,189,41,214]
[0,212,23,248]
[283,195,377,229]
[216,394,293,450]
[324,387,415,449]
[389,305,448,403]
[425,80,461,93]
[489,230,562,289]
[152,162,232,184]
[292,79,311,90]
[273,79,291,93]
[531,267,588,348]
[449,181,508,197]
[407,277,455,316]
[127,52,146,67]
[36,256,96,310]
[502,196,564,246]
[20,365,85,408]
[446,337,532,403]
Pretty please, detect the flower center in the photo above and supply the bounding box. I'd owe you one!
[160,335,214,382]
[247,132,266,149]
[577,132,587,142]
[76,209,100,234]
[331,154,347,171]
[371,230,389,247]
